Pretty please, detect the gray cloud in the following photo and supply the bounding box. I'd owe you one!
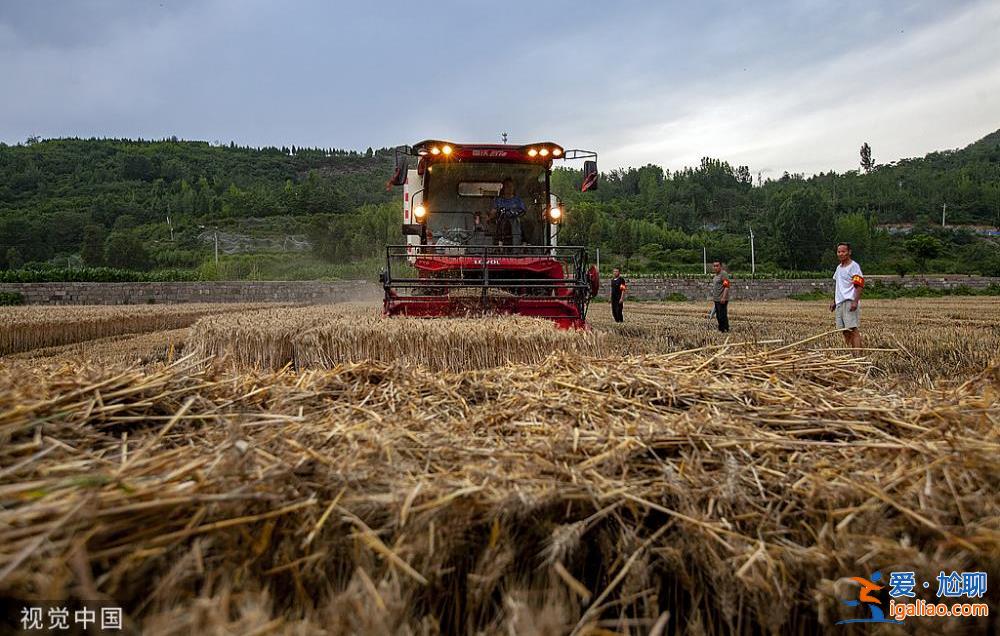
[0,0,996,174]
[604,1,1000,174]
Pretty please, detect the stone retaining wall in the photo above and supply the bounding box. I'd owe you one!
[0,280,378,305]
[609,274,1000,301]
[1,275,996,305]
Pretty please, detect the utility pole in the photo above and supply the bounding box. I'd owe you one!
[941,203,947,228]
[748,224,756,276]
[703,246,707,275]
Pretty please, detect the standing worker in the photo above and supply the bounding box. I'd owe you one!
[610,267,627,323]
[830,242,864,349]
[710,260,731,332]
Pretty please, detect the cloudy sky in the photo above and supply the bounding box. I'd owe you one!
[2,0,998,176]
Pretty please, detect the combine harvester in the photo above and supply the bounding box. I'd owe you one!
[383,140,601,328]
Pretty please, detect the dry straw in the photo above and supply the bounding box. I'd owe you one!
[0,303,286,356]
[1,338,997,634]
[191,305,607,371]
[592,297,1000,385]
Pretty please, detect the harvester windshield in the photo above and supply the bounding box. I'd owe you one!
[425,162,546,247]
[384,140,600,328]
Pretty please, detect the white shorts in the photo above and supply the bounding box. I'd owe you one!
[835,301,860,330]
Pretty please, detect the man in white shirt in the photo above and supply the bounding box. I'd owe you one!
[830,242,864,349]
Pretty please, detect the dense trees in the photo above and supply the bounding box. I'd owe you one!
[80,224,105,266]
[552,130,1000,274]
[860,142,874,173]
[103,232,151,270]
[0,138,396,271]
[0,132,998,277]
[308,203,402,263]
[768,189,835,270]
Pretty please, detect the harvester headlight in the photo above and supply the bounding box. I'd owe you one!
[527,148,538,157]
[539,148,549,157]
[552,148,562,157]
[549,206,562,221]
[414,204,427,220]
[430,146,441,155]
[442,144,452,155]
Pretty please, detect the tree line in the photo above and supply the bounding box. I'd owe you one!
[1,133,998,277]
[0,138,397,271]
[552,132,1000,275]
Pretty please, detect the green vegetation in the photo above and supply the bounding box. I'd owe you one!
[1,133,998,281]
[790,282,1000,301]
[554,131,1000,276]
[0,291,25,305]
[195,254,384,281]
[621,268,831,279]
[0,138,396,278]
[0,267,199,283]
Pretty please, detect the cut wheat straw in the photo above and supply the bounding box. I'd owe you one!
[0,303,290,355]
[1,340,996,634]
[591,296,1000,386]
[191,305,606,371]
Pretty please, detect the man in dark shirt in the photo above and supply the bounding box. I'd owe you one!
[610,267,627,323]
[492,178,526,246]
[710,261,730,332]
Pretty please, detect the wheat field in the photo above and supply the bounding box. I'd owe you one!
[0,303,291,355]
[6,298,997,383]
[0,298,997,635]
[590,297,1000,386]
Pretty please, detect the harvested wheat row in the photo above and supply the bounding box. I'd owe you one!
[191,305,606,371]
[0,346,996,634]
[189,304,375,369]
[0,303,288,355]
[6,327,189,365]
[295,315,605,371]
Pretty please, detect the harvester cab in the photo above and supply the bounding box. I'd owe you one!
[383,140,600,328]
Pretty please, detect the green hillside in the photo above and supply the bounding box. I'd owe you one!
[1,131,998,279]
[551,129,1000,274]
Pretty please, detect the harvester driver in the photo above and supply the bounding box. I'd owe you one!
[492,177,527,246]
